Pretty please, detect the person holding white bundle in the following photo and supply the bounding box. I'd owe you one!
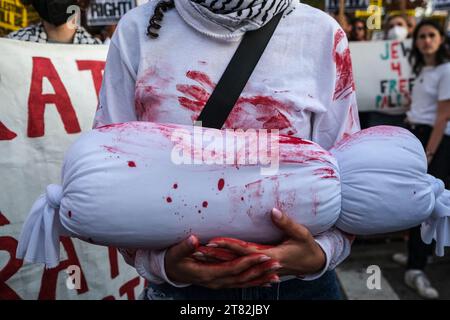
[17,0,362,300]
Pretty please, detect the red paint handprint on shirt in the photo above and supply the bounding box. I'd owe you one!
[333,29,355,101]
[175,70,297,135]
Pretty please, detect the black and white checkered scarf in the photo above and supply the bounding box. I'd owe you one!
[174,0,294,39]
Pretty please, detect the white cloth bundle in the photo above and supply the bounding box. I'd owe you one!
[17,122,450,268]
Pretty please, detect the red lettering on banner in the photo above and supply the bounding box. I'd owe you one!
[391,42,400,60]
[76,60,106,101]
[103,295,116,300]
[0,122,17,140]
[119,277,141,300]
[0,212,23,300]
[391,61,402,77]
[38,237,88,300]
[28,57,81,138]
[108,247,119,279]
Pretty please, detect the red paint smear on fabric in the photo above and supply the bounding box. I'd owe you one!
[333,29,355,101]
[218,179,225,191]
[128,161,136,167]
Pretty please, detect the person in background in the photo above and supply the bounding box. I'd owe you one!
[392,19,450,300]
[331,10,352,38]
[349,18,367,42]
[7,0,101,44]
[407,15,417,38]
[385,14,409,41]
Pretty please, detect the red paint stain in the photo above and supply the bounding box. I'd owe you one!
[173,183,178,189]
[209,237,274,250]
[218,179,225,191]
[202,201,208,208]
[128,161,136,167]
[279,135,314,146]
[176,71,297,134]
[166,197,172,203]
[313,168,338,180]
[196,246,239,261]
[186,70,215,89]
[333,29,355,101]
[331,125,409,151]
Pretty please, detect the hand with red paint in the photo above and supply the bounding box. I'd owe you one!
[164,234,282,289]
[195,208,327,278]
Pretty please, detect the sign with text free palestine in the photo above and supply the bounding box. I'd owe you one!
[350,39,415,113]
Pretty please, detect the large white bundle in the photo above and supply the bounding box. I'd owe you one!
[17,123,450,268]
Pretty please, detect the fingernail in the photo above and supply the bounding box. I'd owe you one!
[187,235,196,247]
[259,255,271,262]
[269,263,282,271]
[206,243,218,247]
[272,208,283,220]
[192,252,204,257]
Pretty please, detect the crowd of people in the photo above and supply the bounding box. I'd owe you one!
[3,0,449,300]
[334,12,450,300]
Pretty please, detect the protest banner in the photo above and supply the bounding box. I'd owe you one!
[86,0,136,26]
[350,39,414,113]
[0,38,145,300]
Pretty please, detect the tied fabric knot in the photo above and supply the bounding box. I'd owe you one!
[16,184,64,268]
[46,184,63,209]
[421,175,450,256]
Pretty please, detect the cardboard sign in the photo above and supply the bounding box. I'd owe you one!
[326,0,370,12]
[350,39,415,113]
[434,0,450,10]
[86,0,136,26]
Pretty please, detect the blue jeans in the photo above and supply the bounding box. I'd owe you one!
[142,271,342,300]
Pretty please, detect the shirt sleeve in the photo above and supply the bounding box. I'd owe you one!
[438,65,450,102]
[92,40,138,129]
[311,27,361,150]
[301,228,354,281]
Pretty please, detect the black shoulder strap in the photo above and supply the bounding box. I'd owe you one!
[196,13,283,129]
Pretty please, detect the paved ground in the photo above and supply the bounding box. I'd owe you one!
[336,237,450,300]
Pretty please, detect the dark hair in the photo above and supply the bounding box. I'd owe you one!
[147,0,175,39]
[409,19,449,76]
[349,18,366,41]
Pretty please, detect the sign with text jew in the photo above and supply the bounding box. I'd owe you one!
[350,39,415,113]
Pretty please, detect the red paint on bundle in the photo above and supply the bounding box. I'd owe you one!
[218,179,225,191]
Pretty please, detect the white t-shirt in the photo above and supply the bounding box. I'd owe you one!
[94,0,359,285]
[407,62,450,136]
[94,1,360,151]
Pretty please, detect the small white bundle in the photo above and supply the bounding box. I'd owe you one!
[16,122,450,268]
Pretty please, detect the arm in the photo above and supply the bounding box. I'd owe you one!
[425,100,450,163]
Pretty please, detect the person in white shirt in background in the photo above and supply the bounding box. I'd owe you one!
[392,19,450,300]
[94,0,360,300]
